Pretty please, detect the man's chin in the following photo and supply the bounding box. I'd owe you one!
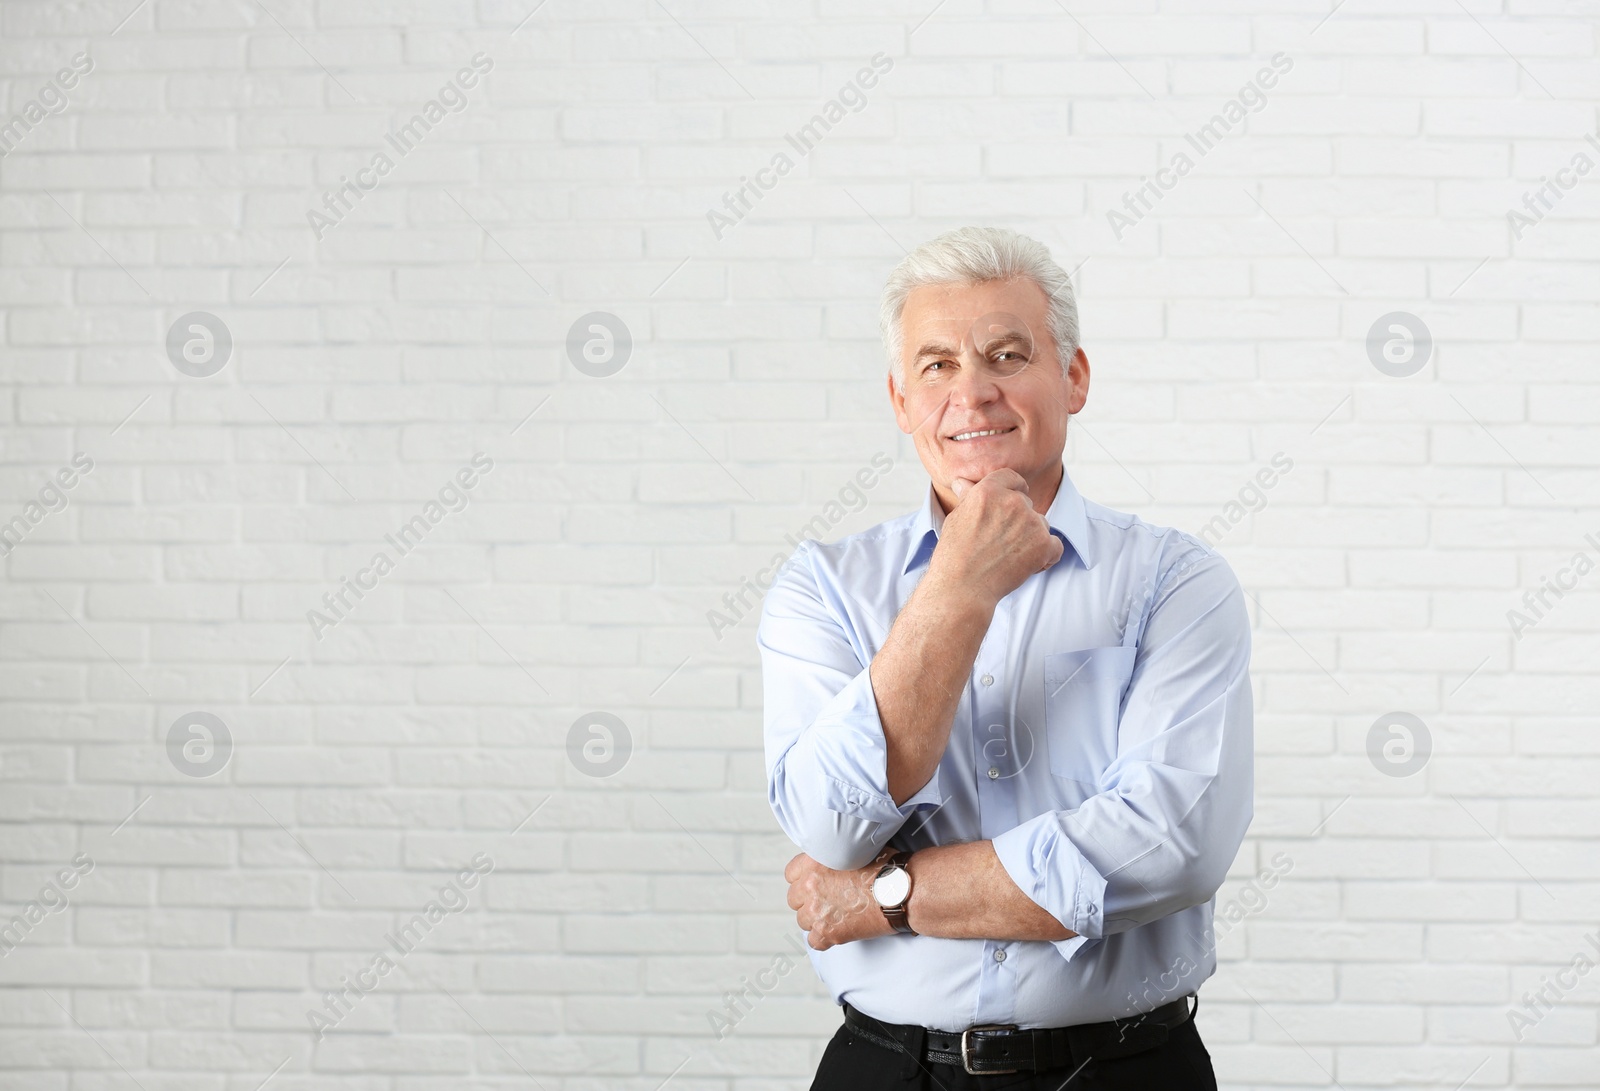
[935,462,1011,506]
[946,457,1014,484]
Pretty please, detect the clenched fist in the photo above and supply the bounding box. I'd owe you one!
[784,851,896,951]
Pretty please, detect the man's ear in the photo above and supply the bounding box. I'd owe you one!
[1066,347,1090,416]
[887,369,913,433]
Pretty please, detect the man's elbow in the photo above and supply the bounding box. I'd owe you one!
[802,838,878,872]
[768,792,884,872]
[1179,861,1230,911]
[1175,834,1248,911]
[787,812,884,872]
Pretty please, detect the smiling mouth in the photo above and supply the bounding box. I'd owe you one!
[949,427,1017,442]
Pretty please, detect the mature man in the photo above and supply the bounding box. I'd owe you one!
[758,226,1253,1088]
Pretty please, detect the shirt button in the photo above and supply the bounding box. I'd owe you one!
[994,949,1006,962]
[980,674,994,686]
[987,766,1000,780]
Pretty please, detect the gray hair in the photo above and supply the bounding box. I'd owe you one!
[878,226,1080,390]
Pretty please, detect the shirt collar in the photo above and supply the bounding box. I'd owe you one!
[901,464,1097,574]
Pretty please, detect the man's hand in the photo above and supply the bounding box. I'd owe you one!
[934,468,1064,607]
[784,851,897,950]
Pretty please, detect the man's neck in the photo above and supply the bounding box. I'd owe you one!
[1027,462,1064,516]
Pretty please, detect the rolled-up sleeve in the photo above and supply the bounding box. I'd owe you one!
[991,549,1254,962]
[757,543,943,872]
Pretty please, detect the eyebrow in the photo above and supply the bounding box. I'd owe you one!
[912,341,960,363]
[975,331,1029,350]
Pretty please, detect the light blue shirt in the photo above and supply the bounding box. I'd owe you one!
[758,464,1253,1030]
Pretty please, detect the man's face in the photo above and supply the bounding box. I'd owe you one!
[888,277,1089,512]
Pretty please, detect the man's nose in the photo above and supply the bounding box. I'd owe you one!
[948,350,1000,406]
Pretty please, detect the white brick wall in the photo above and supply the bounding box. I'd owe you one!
[1,0,1597,1086]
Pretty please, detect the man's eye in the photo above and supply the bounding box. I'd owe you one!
[925,360,949,372]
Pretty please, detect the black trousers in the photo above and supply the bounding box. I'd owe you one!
[808,1010,1217,1090]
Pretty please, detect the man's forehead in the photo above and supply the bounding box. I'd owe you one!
[902,289,1046,357]
[901,278,1049,329]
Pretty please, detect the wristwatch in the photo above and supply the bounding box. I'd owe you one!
[871,850,916,934]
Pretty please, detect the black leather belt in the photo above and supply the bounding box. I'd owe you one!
[842,994,1197,1076]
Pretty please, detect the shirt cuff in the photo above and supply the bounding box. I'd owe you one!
[814,667,945,825]
[991,811,1108,963]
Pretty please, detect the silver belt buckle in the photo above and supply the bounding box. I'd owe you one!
[960,1023,1020,1076]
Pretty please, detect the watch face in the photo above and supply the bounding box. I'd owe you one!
[873,867,911,908]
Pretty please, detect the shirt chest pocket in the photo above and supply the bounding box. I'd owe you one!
[1043,646,1138,786]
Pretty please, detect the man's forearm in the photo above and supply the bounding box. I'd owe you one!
[904,840,1074,942]
[785,840,1074,950]
[868,473,1062,806]
[870,572,994,804]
